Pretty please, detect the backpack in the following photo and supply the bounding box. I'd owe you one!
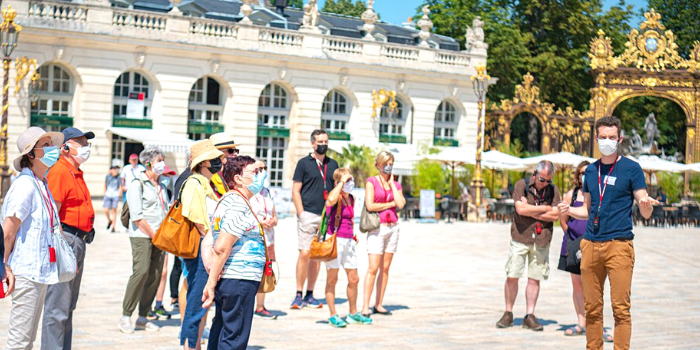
[120,178,145,228]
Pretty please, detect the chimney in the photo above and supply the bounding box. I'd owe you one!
[402,17,415,29]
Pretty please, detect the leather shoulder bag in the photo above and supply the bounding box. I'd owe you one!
[153,177,203,259]
[310,200,341,261]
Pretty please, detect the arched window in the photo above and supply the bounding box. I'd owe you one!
[113,71,151,119]
[434,100,459,145]
[379,97,407,143]
[321,90,350,134]
[256,83,290,187]
[188,77,224,140]
[31,64,73,132]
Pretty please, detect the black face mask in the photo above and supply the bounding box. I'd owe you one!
[207,158,223,174]
[316,144,328,155]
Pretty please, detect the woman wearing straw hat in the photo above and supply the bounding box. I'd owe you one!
[180,139,224,350]
[2,127,64,349]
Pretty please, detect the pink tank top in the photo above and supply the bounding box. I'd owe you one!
[366,176,402,224]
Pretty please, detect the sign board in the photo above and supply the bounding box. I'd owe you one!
[268,187,293,214]
[420,189,436,218]
[126,92,145,119]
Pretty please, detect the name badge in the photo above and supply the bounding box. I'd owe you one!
[604,176,617,186]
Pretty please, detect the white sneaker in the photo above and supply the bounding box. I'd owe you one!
[135,318,160,332]
[119,316,134,334]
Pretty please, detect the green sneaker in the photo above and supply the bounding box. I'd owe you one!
[329,314,347,328]
[346,312,373,325]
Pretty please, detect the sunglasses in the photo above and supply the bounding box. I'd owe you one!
[226,148,239,155]
[537,176,553,184]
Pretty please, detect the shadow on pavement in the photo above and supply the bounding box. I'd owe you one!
[512,317,557,326]
[384,304,410,312]
[247,346,266,350]
[152,318,182,327]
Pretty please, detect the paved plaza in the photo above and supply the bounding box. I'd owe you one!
[1,207,699,349]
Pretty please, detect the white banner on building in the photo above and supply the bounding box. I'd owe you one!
[420,189,436,218]
[126,92,145,119]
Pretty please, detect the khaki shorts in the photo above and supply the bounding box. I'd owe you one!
[325,237,358,270]
[366,224,399,255]
[297,211,322,250]
[505,240,550,281]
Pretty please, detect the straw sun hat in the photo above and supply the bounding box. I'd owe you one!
[189,139,224,171]
[209,132,240,150]
[13,127,64,172]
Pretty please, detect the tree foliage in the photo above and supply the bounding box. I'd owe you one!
[321,0,367,17]
[328,144,375,187]
[288,0,303,9]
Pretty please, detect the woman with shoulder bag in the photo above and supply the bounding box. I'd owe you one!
[180,139,224,350]
[361,151,405,317]
[119,147,169,333]
[2,127,65,349]
[202,156,267,350]
[324,168,373,328]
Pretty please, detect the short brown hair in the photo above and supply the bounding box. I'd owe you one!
[222,155,256,189]
[595,116,622,137]
[333,168,351,182]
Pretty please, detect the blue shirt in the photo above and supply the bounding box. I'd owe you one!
[582,157,646,241]
[212,194,266,281]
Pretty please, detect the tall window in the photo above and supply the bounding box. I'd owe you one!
[434,100,458,140]
[321,90,350,132]
[113,71,151,118]
[379,97,406,137]
[31,64,72,132]
[188,77,223,140]
[257,83,290,187]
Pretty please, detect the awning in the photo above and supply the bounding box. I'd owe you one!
[106,127,194,153]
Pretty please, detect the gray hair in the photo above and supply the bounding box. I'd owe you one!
[535,160,555,177]
[139,146,164,167]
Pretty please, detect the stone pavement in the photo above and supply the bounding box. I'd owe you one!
[1,208,699,349]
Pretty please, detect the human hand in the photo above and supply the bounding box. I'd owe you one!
[520,196,528,203]
[4,267,15,295]
[202,282,215,309]
[341,173,352,184]
[639,195,659,211]
[557,202,570,215]
[261,221,271,230]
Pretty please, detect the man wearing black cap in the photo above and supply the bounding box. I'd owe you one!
[42,127,96,350]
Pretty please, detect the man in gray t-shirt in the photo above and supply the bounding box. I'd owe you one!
[104,166,121,233]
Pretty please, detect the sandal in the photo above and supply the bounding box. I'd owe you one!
[603,331,613,343]
[564,324,585,336]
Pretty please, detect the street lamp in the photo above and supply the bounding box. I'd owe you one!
[470,62,491,216]
[0,6,21,200]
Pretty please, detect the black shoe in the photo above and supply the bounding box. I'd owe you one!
[107,221,112,230]
[154,305,172,319]
[372,307,392,315]
[147,310,158,320]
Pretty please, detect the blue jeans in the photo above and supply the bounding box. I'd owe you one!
[180,242,209,348]
[208,279,260,350]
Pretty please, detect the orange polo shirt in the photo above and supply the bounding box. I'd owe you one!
[47,157,95,232]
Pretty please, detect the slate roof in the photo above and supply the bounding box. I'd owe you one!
[115,0,462,51]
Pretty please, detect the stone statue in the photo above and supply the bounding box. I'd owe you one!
[629,128,643,156]
[465,16,488,50]
[473,16,485,42]
[644,112,659,149]
[302,0,319,28]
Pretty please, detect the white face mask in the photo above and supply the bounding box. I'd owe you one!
[342,180,355,193]
[598,138,619,156]
[71,145,91,164]
[152,161,166,175]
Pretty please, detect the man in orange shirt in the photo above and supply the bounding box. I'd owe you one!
[42,127,96,350]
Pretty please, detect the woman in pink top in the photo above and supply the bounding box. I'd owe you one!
[361,151,406,317]
[324,168,372,327]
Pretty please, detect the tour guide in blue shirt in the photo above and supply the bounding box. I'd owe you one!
[559,116,656,350]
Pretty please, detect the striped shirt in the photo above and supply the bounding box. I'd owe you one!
[212,194,265,281]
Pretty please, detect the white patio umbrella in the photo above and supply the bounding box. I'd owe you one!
[482,150,527,170]
[425,147,476,195]
[521,152,596,189]
[682,162,700,173]
[632,155,689,186]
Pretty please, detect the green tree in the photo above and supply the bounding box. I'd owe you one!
[411,160,447,197]
[613,96,686,156]
[288,0,303,9]
[322,0,367,17]
[328,144,375,187]
[645,0,700,58]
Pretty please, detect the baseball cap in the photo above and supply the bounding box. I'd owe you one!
[129,154,139,160]
[62,127,95,142]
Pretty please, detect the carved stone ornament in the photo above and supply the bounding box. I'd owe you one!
[210,56,220,74]
[449,80,458,97]
[53,39,65,61]
[301,0,320,31]
[169,0,183,15]
[338,68,348,86]
[396,74,406,92]
[240,0,256,25]
[466,16,488,50]
[361,0,378,41]
[278,65,287,80]
[417,5,433,48]
[134,48,146,67]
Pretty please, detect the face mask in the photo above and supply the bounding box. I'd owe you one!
[152,161,165,175]
[315,144,328,155]
[40,146,60,168]
[207,158,223,174]
[161,177,171,188]
[71,145,91,164]
[343,180,355,193]
[246,172,264,195]
[598,138,619,156]
[382,164,393,174]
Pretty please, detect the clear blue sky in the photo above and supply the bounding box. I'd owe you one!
[316,0,648,27]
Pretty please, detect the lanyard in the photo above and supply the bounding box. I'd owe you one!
[340,195,354,224]
[597,157,618,210]
[234,189,265,238]
[33,175,56,229]
[155,182,167,216]
[254,192,268,220]
[314,156,328,190]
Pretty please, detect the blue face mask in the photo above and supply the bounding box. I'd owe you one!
[247,171,266,195]
[39,146,60,168]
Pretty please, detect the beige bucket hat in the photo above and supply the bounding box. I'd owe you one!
[189,139,224,171]
[13,127,64,171]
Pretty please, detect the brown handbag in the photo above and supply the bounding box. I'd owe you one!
[310,200,341,262]
[235,192,277,294]
[153,177,202,259]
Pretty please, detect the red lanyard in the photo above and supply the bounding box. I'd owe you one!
[34,176,56,229]
[155,182,167,216]
[597,157,618,209]
[340,195,354,219]
[255,192,268,220]
[314,156,328,189]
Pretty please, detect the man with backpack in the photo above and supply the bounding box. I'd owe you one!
[496,160,561,331]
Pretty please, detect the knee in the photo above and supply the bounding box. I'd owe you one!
[348,274,360,286]
[366,266,379,276]
[326,276,338,287]
[299,250,311,260]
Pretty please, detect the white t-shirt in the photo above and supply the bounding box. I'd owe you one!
[120,164,146,189]
[250,188,275,238]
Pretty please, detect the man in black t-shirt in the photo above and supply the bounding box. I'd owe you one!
[290,129,339,309]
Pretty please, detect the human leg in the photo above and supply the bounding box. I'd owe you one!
[606,241,634,350]
[325,268,339,317]
[581,239,608,350]
[361,253,382,315]
[122,238,152,317]
[6,277,48,350]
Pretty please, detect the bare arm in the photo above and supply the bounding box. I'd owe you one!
[325,181,344,208]
[564,192,591,220]
[292,181,303,217]
[532,205,560,222]
[202,232,237,309]
[133,219,156,239]
[559,190,573,232]
[390,180,406,210]
[514,198,550,218]
[201,232,213,272]
[365,181,396,212]
[634,188,658,219]
[2,216,19,295]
